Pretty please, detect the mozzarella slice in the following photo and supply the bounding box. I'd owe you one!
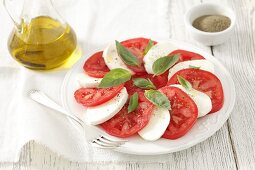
[168,60,215,80]
[85,88,128,125]
[171,85,212,118]
[102,43,134,74]
[138,107,170,141]
[143,42,178,74]
[77,73,102,88]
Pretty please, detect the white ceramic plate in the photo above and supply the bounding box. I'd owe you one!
[61,39,235,155]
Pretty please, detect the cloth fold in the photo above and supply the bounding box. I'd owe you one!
[0,0,172,162]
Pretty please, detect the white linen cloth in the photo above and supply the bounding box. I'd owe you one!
[0,0,172,162]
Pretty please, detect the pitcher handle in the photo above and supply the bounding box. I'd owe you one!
[3,0,22,31]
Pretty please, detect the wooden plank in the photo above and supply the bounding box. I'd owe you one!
[203,0,255,169]
[0,142,169,170]
[0,126,236,170]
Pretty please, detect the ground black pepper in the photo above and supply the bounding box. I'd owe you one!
[192,15,231,32]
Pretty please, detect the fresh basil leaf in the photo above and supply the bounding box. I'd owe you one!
[177,75,192,91]
[115,40,139,66]
[189,65,201,69]
[98,68,131,88]
[144,39,154,55]
[144,90,170,109]
[133,78,156,89]
[128,92,138,113]
[152,54,180,76]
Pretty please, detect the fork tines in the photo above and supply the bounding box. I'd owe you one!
[91,136,126,148]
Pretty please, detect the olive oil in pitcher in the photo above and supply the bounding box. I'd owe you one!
[8,16,78,70]
[4,0,80,70]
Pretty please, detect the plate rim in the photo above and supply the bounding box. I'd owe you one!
[61,39,236,155]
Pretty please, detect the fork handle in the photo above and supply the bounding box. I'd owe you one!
[31,91,84,127]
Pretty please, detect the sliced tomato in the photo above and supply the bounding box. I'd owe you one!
[83,51,110,78]
[169,49,205,63]
[124,72,168,96]
[160,86,198,139]
[100,94,154,138]
[147,71,169,89]
[121,38,157,75]
[167,68,224,113]
[137,92,149,102]
[124,79,144,96]
[136,71,169,89]
[74,84,123,107]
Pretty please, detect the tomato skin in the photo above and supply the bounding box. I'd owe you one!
[121,37,157,52]
[124,72,169,96]
[137,92,150,102]
[139,71,169,89]
[169,49,204,63]
[167,68,224,113]
[124,79,144,96]
[83,51,110,78]
[121,38,157,75]
[100,94,154,138]
[160,86,198,139]
[74,84,124,107]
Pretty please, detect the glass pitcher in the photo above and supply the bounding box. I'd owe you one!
[3,0,79,70]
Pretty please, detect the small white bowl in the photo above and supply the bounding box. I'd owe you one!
[184,3,236,46]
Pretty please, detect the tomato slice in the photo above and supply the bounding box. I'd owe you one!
[137,92,150,102]
[124,72,168,96]
[160,86,198,139]
[121,38,157,75]
[135,71,169,89]
[167,68,224,113]
[169,49,205,63]
[100,94,154,138]
[83,51,110,78]
[124,79,144,96]
[74,85,124,107]
[145,72,169,89]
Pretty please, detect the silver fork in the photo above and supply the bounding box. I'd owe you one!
[28,89,126,149]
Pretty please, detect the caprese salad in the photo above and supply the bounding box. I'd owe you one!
[74,38,224,141]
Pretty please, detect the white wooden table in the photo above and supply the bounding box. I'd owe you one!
[1,0,255,169]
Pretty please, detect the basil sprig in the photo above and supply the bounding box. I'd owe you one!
[144,90,170,109]
[133,78,156,89]
[152,54,180,76]
[144,39,154,55]
[115,40,139,66]
[189,65,201,69]
[98,68,131,88]
[177,75,192,91]
[128,92,138,113]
